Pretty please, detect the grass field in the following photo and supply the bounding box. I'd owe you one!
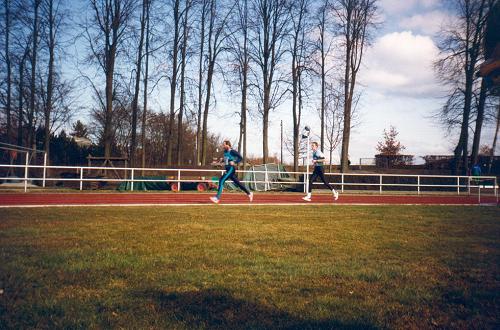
[0,205,499,329]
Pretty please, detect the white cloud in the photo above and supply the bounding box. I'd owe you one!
[360,31,444,97]
[420,0,440,8]
[399,10,452,35]
[379,0,440,14]
[378,0,418,14]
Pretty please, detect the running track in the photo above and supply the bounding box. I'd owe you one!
[0,192,497,207]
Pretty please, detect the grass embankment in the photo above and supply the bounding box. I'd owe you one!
[0,206,498,329]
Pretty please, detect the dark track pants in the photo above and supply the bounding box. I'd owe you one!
[308,166,334,193]
[216,166,250,199]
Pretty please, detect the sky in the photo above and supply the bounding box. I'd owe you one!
[70,0,498,166]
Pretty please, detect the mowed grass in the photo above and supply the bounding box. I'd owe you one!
[0,205,498,329]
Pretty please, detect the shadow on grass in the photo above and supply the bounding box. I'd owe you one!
[137,288,377,329]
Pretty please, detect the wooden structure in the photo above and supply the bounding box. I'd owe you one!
[86,155,129,179]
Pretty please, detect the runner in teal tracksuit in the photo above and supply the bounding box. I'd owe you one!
[210,140,253,204]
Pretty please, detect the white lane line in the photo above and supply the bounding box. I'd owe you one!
[0,203,490,208]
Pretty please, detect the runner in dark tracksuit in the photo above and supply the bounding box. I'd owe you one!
[210,140,253,204]
[303,142,339,202]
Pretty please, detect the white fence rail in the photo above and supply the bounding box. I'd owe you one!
[0,163,498,200]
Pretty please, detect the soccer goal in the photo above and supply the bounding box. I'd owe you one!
[468,176,499,205]
[242,163,296,192]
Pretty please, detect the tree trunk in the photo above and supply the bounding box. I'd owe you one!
[177,0,191,165]
[44,0,57,175]
[237,0,249,169]
[166,0,181,165]
[17,49,28,174]
[320,8,326,152]
[263,106,269,164]
[196,0,208,166]
[104,45,116,159]
[292,59,299,173]
[5,0,12,144]
[487,103,499,174]
[340,40,352,173]
[141,0,151,173]
[240,57,248,168]
[242,40,248,168]
[201,0,218,165]
[130,0,147,168]
[329,147,333,173]
[28,0,41,149]
[18,57,25,147]
[471,78,487,166]
[453,67,475,175]
[201,60,215,165]
[263,79,270,164]
[451,0,487,175]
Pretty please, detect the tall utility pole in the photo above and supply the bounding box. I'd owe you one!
[280,120,283,164]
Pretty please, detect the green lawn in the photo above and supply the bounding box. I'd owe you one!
[0,206,498,329]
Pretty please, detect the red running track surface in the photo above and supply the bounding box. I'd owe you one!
[0,192,497,206]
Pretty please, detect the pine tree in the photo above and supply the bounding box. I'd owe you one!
[376,126,405,155]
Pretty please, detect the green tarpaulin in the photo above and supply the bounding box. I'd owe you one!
[117,176,171,191]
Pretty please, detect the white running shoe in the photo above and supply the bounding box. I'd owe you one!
[248,192,254,202]
[302,196,311,202]
[333,190,339,201]
[210,196,220,204]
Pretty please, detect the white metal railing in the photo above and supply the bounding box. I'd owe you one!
[0,163,498,202]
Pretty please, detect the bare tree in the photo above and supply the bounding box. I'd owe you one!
[177,0,192,165]
[140,0,152,171]
[41,0,67,167]
[16,42,31,150]
[225,0,250,168]
[435,0,491,174]
[194,0,209,165]
[3,0,13,143]
[27,0,41,149]
[487,102,499,173]
[322,82,343,171]
[471,78,488,165]
[289,0,312,172]
[249,0,289,164]
[200,0,233,165]
[85,0,135,159]
[129,0,148,167]
[165,0,182,165]
[314,0,336,152]
[333,0,378,172]
[471,0,499,166]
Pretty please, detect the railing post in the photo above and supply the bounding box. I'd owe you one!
[264,164,269,191]
[252,166,256,191]
[303,171,307,193]
[177,169,181,192]
[42,152,47,188]
[305,134,310,193]
[80,167,83,191]
[341,173,344,193]
[478,182,481,205]
[457,177,460,195]
[131,168,135,192]
[495,177,498,204]
[417,176,420,195]
[379,175,383,194]
[468,176,471,195]
[24,152,29,192]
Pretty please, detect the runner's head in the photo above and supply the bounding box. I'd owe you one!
[223,140,231,151]
[311,141,319,151]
